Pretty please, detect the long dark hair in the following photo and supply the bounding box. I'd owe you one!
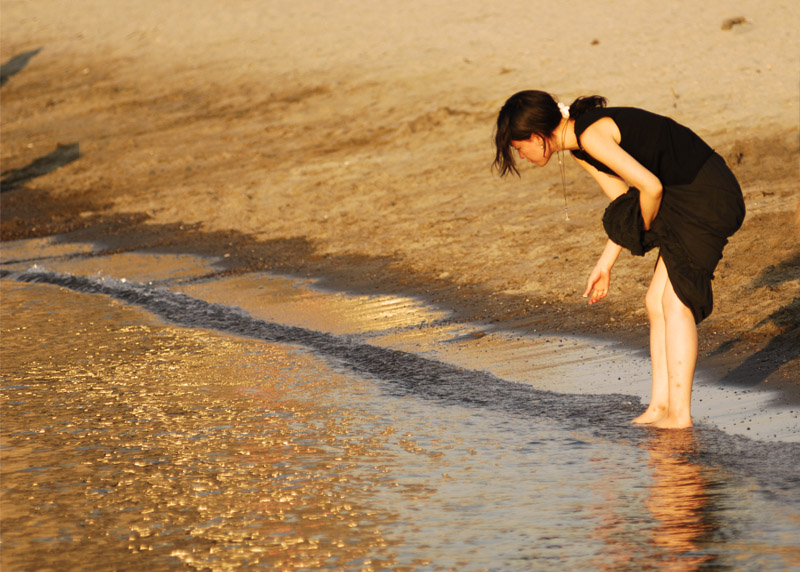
[492,90,607,177]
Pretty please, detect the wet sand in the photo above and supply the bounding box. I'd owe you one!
[1,3,799,406]
[3,240,798,442]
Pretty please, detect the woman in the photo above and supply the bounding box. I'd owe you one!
[494,90,745,429]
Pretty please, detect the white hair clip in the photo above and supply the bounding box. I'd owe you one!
[557,102,570,119]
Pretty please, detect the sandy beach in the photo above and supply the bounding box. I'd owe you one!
[2,0,799,383]
[2,3,800,568]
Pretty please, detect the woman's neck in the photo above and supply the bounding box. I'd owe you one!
[550,119,580,153]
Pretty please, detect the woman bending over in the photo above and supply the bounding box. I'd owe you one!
[494,90,745,428]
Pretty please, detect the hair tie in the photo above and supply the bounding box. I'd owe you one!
[557,102,570,119]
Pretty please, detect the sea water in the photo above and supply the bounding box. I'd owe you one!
[1,240,799,571]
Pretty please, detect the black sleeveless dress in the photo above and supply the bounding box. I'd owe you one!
[572,108,745,324]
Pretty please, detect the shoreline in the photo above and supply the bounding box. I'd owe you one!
[2,234,798,442]
[3,212,798,396]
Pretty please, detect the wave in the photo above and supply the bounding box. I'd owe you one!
[1,267,639,426]
[3,266,799,490]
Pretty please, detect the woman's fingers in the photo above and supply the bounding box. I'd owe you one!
[587,284,608,304]
[584,268,610,304]
[584,272,601,298]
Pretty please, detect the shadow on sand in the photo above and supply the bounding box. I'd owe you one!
[1,143,81,193]
[1,48,82,193]
[715,253,800,388]
[0,48,42,88]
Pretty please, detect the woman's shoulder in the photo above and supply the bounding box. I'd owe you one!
[573,107,619,148]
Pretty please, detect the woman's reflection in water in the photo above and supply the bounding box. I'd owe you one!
[645,429,720,570]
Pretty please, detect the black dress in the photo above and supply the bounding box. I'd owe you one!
[572,107,745,324]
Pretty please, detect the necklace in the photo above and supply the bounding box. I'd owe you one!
[557,118,570,221]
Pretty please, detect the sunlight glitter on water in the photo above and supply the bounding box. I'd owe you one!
[1,282,403,569]
[2,278,799,571]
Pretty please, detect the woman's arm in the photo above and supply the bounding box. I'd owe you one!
[572,155,628,201]
[583,239,623,304]
[572,154,626,304]
[578,118,663,229]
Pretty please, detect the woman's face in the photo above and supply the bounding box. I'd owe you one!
[511,135,550,167]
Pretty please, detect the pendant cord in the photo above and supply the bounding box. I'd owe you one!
[557,118,570,221]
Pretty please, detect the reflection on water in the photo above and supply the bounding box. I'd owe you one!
[2,280,799,571]
[645,431,717,571]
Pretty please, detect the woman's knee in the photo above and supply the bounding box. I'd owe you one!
[646,286,664,321]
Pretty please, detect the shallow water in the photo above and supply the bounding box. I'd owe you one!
[2,243,800,571]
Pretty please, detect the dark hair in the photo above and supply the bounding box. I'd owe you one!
[493,91,607,177]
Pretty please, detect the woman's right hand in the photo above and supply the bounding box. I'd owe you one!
[583,239,623,305]
[583,265,611,305]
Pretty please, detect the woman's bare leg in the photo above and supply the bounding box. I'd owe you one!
[652,273,697,429]
[632,257,671,424]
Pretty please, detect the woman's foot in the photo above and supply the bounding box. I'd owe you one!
[632,405,667,424]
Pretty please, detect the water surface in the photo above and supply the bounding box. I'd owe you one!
[1,247,799,571]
